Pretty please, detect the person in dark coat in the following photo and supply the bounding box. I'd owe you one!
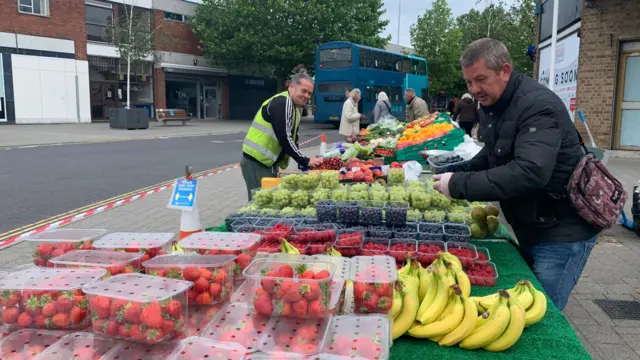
[432,38,600,311]
[453,93,477,136]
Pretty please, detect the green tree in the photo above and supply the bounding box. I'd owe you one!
[410,0,464,95]
[456,0,537,76]
[190,0,390,81]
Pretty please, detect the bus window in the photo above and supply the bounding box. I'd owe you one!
[359,49,371,68]
[418,60,427,76]
[319,47,352,69]
[411,59,419,75]
[383,53,395,71]
[372,51,385,70]
[317,82,351,94]
[398,58,411,73]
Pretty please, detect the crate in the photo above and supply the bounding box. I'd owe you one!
[395,128,466,161]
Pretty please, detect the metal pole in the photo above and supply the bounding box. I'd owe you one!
[397,0,401,45]
[548,0,559,91]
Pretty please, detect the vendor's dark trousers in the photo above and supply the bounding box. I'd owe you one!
[240,157,277,201]
[459,121,474,136]
[519,234,598,311]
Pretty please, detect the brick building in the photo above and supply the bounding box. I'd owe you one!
[535,0,640,150]
[0,0,276,124]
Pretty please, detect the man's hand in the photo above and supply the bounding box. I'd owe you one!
[308,158,323,167]
[433,172,454,199]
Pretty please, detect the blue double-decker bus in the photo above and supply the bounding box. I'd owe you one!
[313,41,428,127]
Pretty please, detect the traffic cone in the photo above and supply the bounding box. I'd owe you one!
[319,132,327,155]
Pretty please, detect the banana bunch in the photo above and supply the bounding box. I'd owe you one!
[392,260,421,339]
[470,280,547,327]
[280,238,300,255]
[459,290,526,351]
[325,243,342,257]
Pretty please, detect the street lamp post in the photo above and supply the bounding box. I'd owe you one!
[397,0,402,45]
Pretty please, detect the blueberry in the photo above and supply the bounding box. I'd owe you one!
[338,201,360,225]
[225,213,243,229]
[444,223,471,242]
[316,200,338,223]
[393,223,418,239]
[367,225,393,238]
[361,202,384,225]
[301,218,318,225]
[254,218,274,227]
[418,222,444,234]
[385,202,408,227]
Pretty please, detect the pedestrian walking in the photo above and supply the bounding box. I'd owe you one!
[339,88,364,136]
[454,93,478,136]
[404,88,429,121]
[373,91,392,123]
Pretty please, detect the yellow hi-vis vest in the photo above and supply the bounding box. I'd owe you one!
[243,91,300,169]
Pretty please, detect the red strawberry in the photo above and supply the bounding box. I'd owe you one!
[377,297,392,311]
[213,269,228,284]
[51,313,69,328]
[165,300,182,319]
[140,302,163,328]
[183,267,201,281]
[236,253,252,270]
[1,292,20,307]
[123,302,141,324]
[209,283,222,299]
[274,300,292,316]
[2,307,20,324]
[130,324,145,341]
[93,318,107,332]
[187,290,198,304]
[199,268,213,280]
[374,283,392,297]
[314,270,331,280]
[139,253,151,262]
[292,299,308,317]
[37,243,54,257]
[110,299,128,319]
[123,265,135,273]
[69,306,87,324]
[41,302,57,317]
[253,293,273,315]
[105,319,119,335]
[162,319,176,334]
[55,292,74,313]
[34,314,48,327]
[24,296,42,317]
[308,299,326,318]
[303,283,321,301]
[260,271,280,295]
[278,265,294,278]
[196,292,213,305]
[194,277,210,293]
[117,323,131,338]
[363,293,379,312]
[145,328,164,343]
[91,296,111,319]
[275,280,293,300]
[50,248,65,259]
[283,283,305,303]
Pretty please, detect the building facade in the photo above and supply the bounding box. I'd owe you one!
[0,0,276,124]
[535,0,640,150]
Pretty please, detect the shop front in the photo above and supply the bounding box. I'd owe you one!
[88,56,154,120]
[163,71,225,120]
[228,75,278,120]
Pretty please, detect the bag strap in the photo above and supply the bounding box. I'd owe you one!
[384,101,391,112]
[574,128,590,154]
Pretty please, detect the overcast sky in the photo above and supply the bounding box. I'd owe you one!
[382,0,517,47]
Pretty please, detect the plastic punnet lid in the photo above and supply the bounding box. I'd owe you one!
[48,250,143,267]
[35,332,119,360]
[179,232,262,251]
[230,281,249,303]
[246,352,303,359]
[23,228,108,243]
[0,268,107,291]
[243,259,336,282]
[308,355,368,360]
[0,329,67,358]
[167,336,246,360]
[81,273,192,302]
[201,303,272,354]
[93,232,175,249]
[349,256,398,283]
[320,315,391,360]
[310,255,350,279]
[258,317,329,356]
[143,254,237,268]
[102,340,180,360]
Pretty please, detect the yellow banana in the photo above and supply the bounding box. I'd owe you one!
[408,285,465,338]
[390,284,404,320]
[460,291,511,350]
[325,243,342,257]
[484,296,526,352]
[416,271,438,319]
[476,292,501,328]
[399,273,420,293]
[436,292,456,321]
[280,238,300,255]
[524,281,547,327]
[439,252,462,270]
[439,295,479,347]
[453,266,471,298]
[418,265,431,302]
[398,259,412,277]
[418,273,448,324]
[515,282,534,310]
[429,335,443,343]
[469,296,487,313]
[392,287,420,339]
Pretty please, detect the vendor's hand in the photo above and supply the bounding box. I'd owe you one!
[433,172,453,199]
[360,114,366,120]
[308,158,323,167]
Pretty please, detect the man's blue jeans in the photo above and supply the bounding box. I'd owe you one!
[519,235,598,311]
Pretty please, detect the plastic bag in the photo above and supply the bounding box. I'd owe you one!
[454,135,483,157]
[341,146,358,161]
[402,161,423,182]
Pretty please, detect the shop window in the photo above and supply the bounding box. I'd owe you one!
[166,80,198,118]
[86,1,113,43]
[164,11,189,22]
[18,0,48,16]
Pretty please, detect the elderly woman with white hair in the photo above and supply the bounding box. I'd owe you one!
[373,91,392,123]
[339,88,363,136]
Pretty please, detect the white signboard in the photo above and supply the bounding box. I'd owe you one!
[538,31,580,121]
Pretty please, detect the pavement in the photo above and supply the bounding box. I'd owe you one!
[0,130,639,359]
[0,118,341,237]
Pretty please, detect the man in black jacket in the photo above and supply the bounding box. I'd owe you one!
[433,38,600,310]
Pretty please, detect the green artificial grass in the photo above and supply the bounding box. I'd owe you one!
[389,241,591,360]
